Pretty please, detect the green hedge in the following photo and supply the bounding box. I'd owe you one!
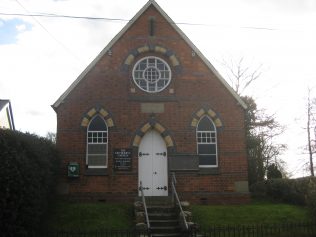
[251,177,316,219]
[251,177,316,205]
[0,129,60,237]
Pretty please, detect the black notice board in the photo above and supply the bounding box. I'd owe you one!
[113,148,132,171]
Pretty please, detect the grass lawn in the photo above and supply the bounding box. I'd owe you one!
[43,201,134,231]
[191,200,310,227]
[42,199,311,231]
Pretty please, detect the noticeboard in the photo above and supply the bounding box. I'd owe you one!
[113,148,132,171]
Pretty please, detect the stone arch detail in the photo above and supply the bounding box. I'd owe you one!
[122,44,181,73]
[190,108,223,128]
[132,119,175,149]
[80,107,114,128]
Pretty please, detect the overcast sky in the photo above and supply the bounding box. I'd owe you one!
[1,0,316,177]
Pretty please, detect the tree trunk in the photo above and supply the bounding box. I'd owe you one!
[307,94,315,176]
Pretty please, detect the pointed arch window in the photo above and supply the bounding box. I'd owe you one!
[196,116,217,167]
[86,115,108,168]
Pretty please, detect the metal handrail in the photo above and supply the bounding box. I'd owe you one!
[139,181,150,230]
[171,172,189,230]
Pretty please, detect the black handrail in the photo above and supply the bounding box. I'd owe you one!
[171,172,189,230]
[139,181,150,231]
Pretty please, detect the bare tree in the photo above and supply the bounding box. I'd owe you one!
[306,88,315,176]
[46,132,56,144]
[222,58,287,184]
[221,57,262,95]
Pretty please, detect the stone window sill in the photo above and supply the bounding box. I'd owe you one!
[84,168,108,176]
[199,167,219,175]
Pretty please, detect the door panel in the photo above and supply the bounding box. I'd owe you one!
[138,130,168,196]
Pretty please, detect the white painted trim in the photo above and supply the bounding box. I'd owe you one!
[196,115,218,168]
[86,116,108,168]
[88,166,107,169]
[52,0,246,109]
[132,56,172,93]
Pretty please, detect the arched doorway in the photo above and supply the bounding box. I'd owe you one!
[138,130,168,196]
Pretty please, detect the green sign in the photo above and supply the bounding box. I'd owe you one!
[68,162,79,177]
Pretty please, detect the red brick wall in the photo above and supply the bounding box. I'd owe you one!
[55,5,249,204]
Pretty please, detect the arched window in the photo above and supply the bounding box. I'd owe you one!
[87,115,108,168]
[196,116,217,167]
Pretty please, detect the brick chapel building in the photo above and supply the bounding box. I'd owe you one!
[52,0,250,204]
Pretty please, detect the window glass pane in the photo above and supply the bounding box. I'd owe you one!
[157,80,165,88]
[134,71,142,79]
[148,84,155,91]
[197,116,215,131]
[88,116,107,131]
[198,144,216,154]
[88,155,106,166]
[138,79,147,88]
[140,63,146,70]
[88,144,107,154]
[199,155,217,166]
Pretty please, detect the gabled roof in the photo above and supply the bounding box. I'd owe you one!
[0,99,15,130]
[52,0,247,109]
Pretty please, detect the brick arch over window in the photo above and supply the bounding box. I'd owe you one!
[122,44,181,73]
[190,108,223,129]
[132,118,175,150]
[80,107,115,128]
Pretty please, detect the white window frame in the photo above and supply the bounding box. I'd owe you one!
[86,116,108,168]
[132,56,172,93]
[196,116,218,168]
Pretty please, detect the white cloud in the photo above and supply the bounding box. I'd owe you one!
[16,23,26,31]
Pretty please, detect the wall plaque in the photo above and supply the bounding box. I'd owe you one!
[141,103,164,113]
[113,148,132,171]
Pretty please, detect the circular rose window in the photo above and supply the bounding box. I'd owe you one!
[132,56,171,93]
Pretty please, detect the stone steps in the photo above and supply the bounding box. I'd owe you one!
[135,197,183,237]
[147,198,181,237]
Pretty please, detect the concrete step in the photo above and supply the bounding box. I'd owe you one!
[151,226,181,232]
[150,219,179,227]
[148,212,178,220]
[147,205,177,214]
[151,233,182,237]
[136,196,173,206]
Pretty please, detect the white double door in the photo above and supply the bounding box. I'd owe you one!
[138,130,168,196]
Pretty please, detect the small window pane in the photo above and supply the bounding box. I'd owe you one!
[88,116,107,131]
[88,144,107,154]
[198,116,215,131]
[198,144,216,154]
[199,155,217,166]
[88,155,106,166]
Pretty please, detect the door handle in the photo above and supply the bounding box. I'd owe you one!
[153,171,157,175]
